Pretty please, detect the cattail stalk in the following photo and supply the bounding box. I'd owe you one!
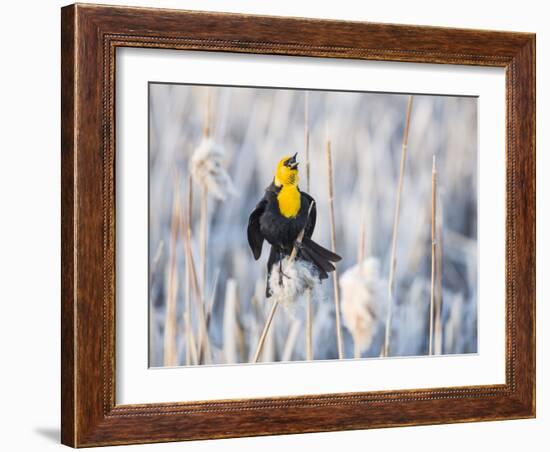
[429,156,437,355]
[352,215,367,359]
[184,239,192,365]
[326,140,344,359]
[305,293,313,360]
[252,202,315,363]
[199,186,208,294]
[180,205,211,364]
[199,89,212,305]
[163,184,180,367]
[185,229,210,363]
[434,188,444,355]
[184,175,196,365]
[205,268,221,329]
[150,241,164,284]
[305,92,311,192]
[304,92,313,361]
[223,279,239,364]
[252,300,278,363]
[384,95,413,357]
[203,89,212,140]
[149,241,163,366]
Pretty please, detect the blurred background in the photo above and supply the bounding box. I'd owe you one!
[148,83,478,367]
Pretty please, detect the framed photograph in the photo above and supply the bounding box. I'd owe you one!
[61,3,535,447]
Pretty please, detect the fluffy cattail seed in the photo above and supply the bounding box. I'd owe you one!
[268,258,318,315]
[340,257,385,356]
[190,137,236,200]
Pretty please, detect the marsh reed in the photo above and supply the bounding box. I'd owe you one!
[383,95,414,357]
[180,189,211,364]
[434,166,444,355]
[355,215,367,359]
[163,181,181,367]
[304,92,313,361]
[183,174,193,365]
[149,240,164,365]
[223,278,239,363]
[326,140,344,359]
[199,92,211,298]
[429,156,437,355]
[252,300,279,363]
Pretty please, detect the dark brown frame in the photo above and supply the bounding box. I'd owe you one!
[61,3,536,447]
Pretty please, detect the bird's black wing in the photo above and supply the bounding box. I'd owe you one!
[301,192,317,238]
[247,198,267,260]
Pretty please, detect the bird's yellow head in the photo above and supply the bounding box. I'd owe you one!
[274,153,299,187]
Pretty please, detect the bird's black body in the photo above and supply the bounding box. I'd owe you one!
[248,181,341,297]
[258,183,314,252]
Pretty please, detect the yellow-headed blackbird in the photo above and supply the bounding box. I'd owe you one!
[247,153,342,297]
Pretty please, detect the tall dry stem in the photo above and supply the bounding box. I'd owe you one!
[252,300,278,364]
[305,92,311,192]
[205,268,221,329]
[429,156,437,355]
[180,206,211,364]
[352,214,367,359]
[304,92,313,361]
[326,140,344,359]
[149,241,164,365]
[223,279,239,364]
[383,95,414,357]
[434,174,444,355]
[183,174,197,365]
[203,88,212,139]
[199,88,212,300]
[163,183,180,367]
[199,186,208,294]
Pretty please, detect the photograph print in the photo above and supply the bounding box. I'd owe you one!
[148,83,478,367]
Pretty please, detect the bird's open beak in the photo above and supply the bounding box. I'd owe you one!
[288,153,299,169]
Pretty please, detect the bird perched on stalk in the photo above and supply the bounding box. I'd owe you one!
[247,153,341,297]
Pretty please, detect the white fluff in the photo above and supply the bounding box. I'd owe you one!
[268,257,318,315]
[190,137,236,200]
[340,257,385,353]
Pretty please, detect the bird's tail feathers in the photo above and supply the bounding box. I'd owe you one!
[300,237,341,280]
[302,237,341,262]
[300,247,330,279]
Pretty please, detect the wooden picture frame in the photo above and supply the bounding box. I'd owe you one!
[61,3,535,447]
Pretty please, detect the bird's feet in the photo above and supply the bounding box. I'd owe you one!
[278,261,291,286]
[278,270,291,285]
